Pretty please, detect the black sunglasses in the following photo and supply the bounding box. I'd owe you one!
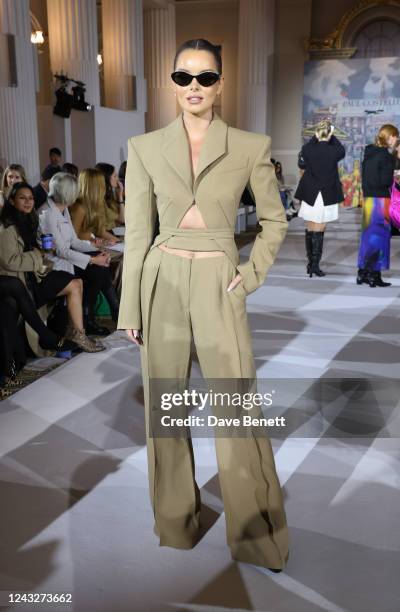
[171,70,221,87]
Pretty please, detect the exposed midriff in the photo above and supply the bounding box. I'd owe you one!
[157,202,224,259]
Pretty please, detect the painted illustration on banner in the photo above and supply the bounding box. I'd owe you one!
[302,57,400,207]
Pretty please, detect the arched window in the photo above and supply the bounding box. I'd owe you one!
[352,20,400,58]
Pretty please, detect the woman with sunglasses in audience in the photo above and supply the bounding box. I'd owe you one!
[0,182,105,353]
[118,38,288,572]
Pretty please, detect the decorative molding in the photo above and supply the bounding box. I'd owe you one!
[174,0,238,7]
[305,0,400,59]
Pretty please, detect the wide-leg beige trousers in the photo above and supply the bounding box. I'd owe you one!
[139,244,289,569]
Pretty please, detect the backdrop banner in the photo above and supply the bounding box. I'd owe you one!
[301,57,400,207]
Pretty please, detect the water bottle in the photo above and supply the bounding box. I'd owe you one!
[41,233,54,251]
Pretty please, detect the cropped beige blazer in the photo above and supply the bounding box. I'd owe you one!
[118,111,288,330]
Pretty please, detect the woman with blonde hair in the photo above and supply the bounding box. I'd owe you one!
[0,164,28,209]
[70,168,120,329]
[357,123,399,287]
[95,162,125,230]
[295,119,345,277]
[70,168,116,243]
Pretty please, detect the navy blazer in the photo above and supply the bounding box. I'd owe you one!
[294,135,345,206]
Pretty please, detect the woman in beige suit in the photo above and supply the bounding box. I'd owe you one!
[118,39,289,571]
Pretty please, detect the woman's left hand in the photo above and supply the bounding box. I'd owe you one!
[227,273,243,292]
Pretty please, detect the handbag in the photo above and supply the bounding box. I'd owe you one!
[389,180,400,229]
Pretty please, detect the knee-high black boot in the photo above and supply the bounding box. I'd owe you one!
[309,231,326,277]
[305,230,313,274]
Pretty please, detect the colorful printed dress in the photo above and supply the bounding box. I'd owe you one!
[357,144,395,271]
[357,196,391,271]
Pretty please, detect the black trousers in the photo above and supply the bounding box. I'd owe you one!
[0,276,61,377]
[73,263,114,316]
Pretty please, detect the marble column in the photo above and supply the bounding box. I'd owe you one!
[102,0,146,112]
[237,0,275,134]
[46,0,100,107]
[0,0,40,181]
[144,2,176,131]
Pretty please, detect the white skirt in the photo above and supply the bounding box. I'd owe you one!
[298,191,339,223]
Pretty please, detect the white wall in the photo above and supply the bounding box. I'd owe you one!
[37,105,72,172]
[271,0,312,187]
[37,105,145,173]
[175,0,239,127]
[71,110,96,170]
[94,107,145,168]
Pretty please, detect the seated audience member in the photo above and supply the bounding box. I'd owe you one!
[0,164,28,209]
[0,166,3,208]
[95,162,125,229]
[118,161,127,188]
[62,162,79,177]
[43,147,62,175]
[39,172,119,332]
[0,181,104,352]
[0,276,78,382]
[274,160,288,208]
[274,160,298,220]
[70,168,119,243]
[33,166,60,209]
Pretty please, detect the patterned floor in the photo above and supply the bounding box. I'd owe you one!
[0,208,399,612]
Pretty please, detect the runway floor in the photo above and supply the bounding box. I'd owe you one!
[1,209,399,612]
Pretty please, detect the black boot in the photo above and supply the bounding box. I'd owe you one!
[309,232,326,277]
[83,304,110,336]
[356,268,376,287]
[372,271,391,287]
[356,268,366,285]
[101,285,120,322]
[305,230,313,274]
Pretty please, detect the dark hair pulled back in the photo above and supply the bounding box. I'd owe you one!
[174,39,222,74]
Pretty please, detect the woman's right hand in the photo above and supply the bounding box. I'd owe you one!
[90,252,110,267]
[125,329,142,345]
